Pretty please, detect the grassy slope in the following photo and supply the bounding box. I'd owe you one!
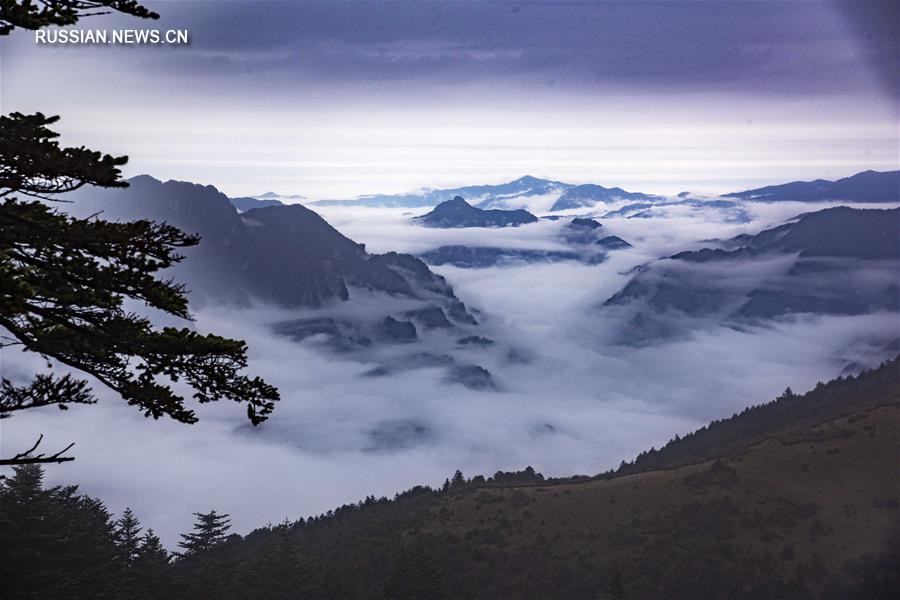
[427,404,898,597]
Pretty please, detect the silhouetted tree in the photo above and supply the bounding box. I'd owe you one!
[136,529,169,565]
[177,510,231,556]
[126,529,171,599]
[115,507,143,566]
[0,112,280,466]
[0,0,157,35]
[450,469,466,488]
[779,387,796,400]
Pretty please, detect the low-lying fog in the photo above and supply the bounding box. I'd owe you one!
[2,198,896,546]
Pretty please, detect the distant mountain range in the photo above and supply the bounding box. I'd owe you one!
[723,170,899,203]
[414,196,538,228]
[315,175,660,212]
[604,206,900,342]
[256,191,305,200]
[308,170,898,211]
[601,198,753,223]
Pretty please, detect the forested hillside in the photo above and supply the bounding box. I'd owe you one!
[3,358,898,599]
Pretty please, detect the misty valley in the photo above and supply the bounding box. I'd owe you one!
[3,157,899,599]
[2,1,899,598]
[7,168,897,508]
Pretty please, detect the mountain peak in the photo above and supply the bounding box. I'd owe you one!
[416,196,538,228]
[513,175,541,184]
[127,174,163,186]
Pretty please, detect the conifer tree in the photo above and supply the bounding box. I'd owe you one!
[0,111,280,466]
[136,528,170,566]
[115,507,143,566]
[177,510,232,556]
[450,469,466,488]
[126,529,171,600]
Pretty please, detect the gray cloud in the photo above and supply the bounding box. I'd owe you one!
[142,1,897,98]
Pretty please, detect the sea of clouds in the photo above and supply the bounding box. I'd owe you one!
[2,197,897,546]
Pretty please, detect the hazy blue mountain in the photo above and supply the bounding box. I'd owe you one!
[414,196,538,228]
[314,175,657,210]
[229,196,285,212]
[722,170,899,203]
[560,217,632,249]
[604,207,900,342]
[602,198,752,223]
[550,184,660,211]
[64,176,477,321]
[560,217,602,244]
[257,191,305,200]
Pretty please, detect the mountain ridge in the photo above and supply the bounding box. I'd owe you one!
[314,175,657,211]
[723,169,899,203]
[64,176,477,321]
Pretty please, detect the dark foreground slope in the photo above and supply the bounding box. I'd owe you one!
[5,359,896,600]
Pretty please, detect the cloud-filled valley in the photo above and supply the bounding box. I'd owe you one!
[2,173,898,547]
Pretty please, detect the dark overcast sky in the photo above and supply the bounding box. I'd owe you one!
[140,1,899,97]
[3,1,897,197]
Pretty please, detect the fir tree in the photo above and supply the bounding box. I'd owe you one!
[136,529,170,566]
[177,510,232,556]
[450,469,466,489]
[127,529,171,600]
[0,111,280,466]
[115,507,143,566]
